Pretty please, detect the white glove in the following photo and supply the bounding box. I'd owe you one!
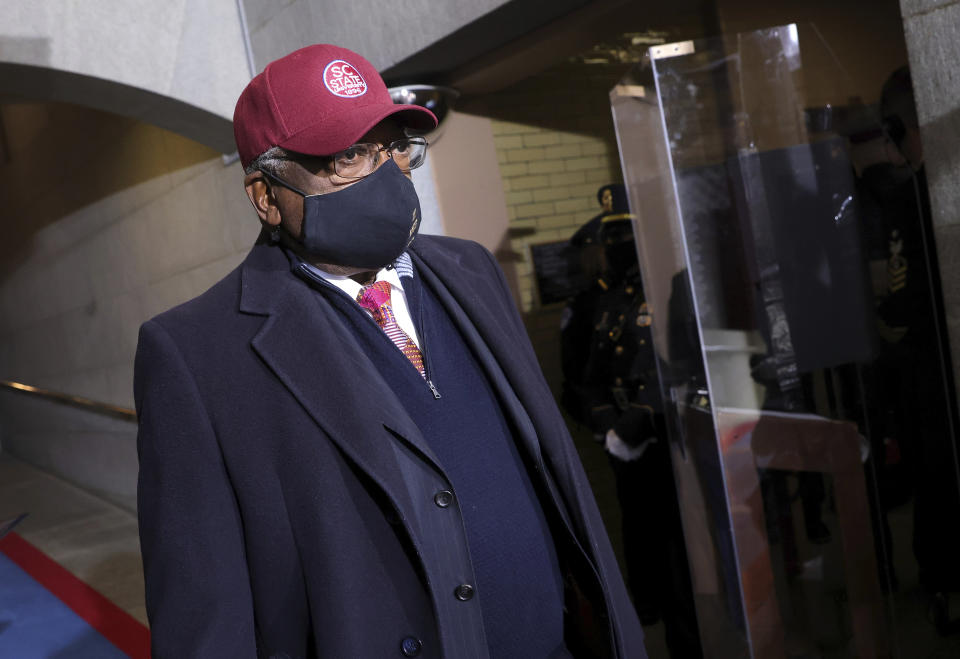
[605,429,657,462]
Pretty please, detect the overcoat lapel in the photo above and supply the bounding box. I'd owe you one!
[237,245,441,521]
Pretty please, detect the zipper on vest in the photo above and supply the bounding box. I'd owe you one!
[298,262,442,399]
[414,279,441,400]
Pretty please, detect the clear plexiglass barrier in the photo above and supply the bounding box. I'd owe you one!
[611,23,959,659]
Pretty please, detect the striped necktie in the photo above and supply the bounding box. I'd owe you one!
[357,280,426,378]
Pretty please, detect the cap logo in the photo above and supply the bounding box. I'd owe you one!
[322,60,367,98]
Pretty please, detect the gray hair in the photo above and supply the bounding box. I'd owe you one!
[244,146,295,176]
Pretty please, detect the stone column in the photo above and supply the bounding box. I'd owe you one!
[899,0,960,408]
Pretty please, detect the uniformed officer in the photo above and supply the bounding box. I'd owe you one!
[561,185,702,657]
[860,67,960,629]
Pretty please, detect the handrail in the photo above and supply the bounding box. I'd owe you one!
[0,380,136,422]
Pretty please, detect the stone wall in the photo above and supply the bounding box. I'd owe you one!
[0,0,250,152]
[899,0,960,412]
[241,0,511,74]
[0,102,257,509]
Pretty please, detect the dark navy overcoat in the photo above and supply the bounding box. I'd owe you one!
[134,234,646,658]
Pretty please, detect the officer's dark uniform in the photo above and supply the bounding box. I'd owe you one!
[860,69,960,622]
[561,256,660,447]
[561,187,702,657]
[863,162,960,600]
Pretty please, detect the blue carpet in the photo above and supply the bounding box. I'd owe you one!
[0,552,129,658]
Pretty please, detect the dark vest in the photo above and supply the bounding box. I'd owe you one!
[321,271,567,658]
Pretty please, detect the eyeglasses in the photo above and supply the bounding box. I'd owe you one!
[333,137,428,179]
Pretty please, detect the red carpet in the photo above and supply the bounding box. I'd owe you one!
[0,532,150,658]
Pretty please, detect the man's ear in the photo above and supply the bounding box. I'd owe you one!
[244,172,282,227]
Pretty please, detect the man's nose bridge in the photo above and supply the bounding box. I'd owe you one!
[362,146,393,177]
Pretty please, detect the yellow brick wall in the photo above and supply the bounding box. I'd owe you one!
[482,60,628,311]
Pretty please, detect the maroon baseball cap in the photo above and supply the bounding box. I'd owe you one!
[233,44,438,169]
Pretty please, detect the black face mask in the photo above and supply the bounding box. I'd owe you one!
[267,159,422,269]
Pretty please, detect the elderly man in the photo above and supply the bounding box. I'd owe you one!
[134,44,645,659]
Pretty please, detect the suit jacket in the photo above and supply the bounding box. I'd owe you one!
[134,234,646,658]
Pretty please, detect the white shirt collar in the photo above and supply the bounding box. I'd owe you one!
[302,262,405,301]
[299,256,421,349]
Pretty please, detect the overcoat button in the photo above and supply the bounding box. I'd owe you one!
[400,636,422,656]
[455,583,475,601]
[434,490,454,508]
